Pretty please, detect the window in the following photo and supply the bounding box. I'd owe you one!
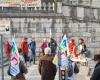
[78,0,83,4]
[84,8,90,21]
[98,9,100,20]
[36,22,42,32]
[70,6,77,19]
[84,8,95,21]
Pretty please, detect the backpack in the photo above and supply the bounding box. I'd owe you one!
[74,63,79,74]
[67,61,73,77]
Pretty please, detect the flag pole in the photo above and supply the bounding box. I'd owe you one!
[0,34,4,80]
[58,48,61,80]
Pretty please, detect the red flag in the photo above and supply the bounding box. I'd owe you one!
[6,41,12,57]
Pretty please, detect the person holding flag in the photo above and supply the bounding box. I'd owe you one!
[53,35,79,80]
[8,38,28,80]
[53,35,68,80]
[53,35,68,65]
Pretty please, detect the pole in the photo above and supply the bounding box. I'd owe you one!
[0,34,4,80]
[58,49,61,80]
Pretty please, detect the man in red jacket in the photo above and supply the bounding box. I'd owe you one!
[20,37,29,65]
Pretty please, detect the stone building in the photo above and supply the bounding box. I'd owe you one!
[62,0,100,54]
[0,0,100,54]
[0,0,63,53]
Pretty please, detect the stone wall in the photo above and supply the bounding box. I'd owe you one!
[62,4,100,54]
[2,18,62,53]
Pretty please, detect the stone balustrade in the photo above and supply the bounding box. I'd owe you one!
[0,2,55,13]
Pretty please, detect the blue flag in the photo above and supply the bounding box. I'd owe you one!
[59,35,68,52]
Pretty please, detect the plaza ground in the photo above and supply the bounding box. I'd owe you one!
[0,62,92,80]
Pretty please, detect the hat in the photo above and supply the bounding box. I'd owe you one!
[45,47,51,55]
[94,54,100,61]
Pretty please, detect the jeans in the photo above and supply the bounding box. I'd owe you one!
[29,50,36,64]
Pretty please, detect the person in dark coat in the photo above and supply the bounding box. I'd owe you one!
[8,48,28,80]
[90,54,100,80]
[38,47,57,80]
[29,37,36,64]
[48,38,57,57]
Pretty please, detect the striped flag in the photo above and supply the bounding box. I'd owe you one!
[10,38,20,77]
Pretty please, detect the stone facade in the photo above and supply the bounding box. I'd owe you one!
[0,0,100,54]
[62,0,100,55]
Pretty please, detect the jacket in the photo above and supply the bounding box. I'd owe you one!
[40,42,47,50]
[48,41,57,54]
[91,62,100,80]
[68,43,78,57]
[21,41,29,54]
[38,55,57,80]
[29,41,36,51]
[8,61,28,80]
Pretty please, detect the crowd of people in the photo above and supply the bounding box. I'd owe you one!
[19,37,57,65]
[7,36,92,80]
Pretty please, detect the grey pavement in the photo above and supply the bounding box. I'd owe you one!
[0,62,92,80]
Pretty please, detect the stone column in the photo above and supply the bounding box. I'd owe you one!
[56,0,62,13]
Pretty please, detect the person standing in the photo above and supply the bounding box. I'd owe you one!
[67,60,79,80]
[90,54,100,80]
[40,39,48,55]
[48,38,57,57]
[8,48,28,80]
[20,37,29,65]
[38,47,57,80]
[29,37,36,64]
[68,39,78,58]
[77,38,87,58]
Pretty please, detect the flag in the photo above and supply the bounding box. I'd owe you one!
[6,41,12,57]
[53,35,68,65]
[53,53,68,66]
[10,38,20,77]
[59,35,68,53]
[53,54,58,65]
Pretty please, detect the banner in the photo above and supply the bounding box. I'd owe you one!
[10,38,20,77]
[0,0,41,7]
